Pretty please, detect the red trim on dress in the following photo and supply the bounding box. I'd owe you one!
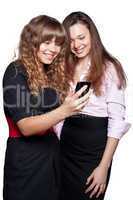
[6,116,54,138]
[6,117,22,137]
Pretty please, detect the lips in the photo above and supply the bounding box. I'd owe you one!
[74,47,85,54]
[43,52,56,60]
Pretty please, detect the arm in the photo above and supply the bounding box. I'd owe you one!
[3,63,90,137]
[17,85,90,136]
[17,106,67,136]
[85,64,131,198]
[99,137,118,169]
[85,104,130,198]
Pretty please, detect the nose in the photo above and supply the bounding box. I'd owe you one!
[73,40,81,49]
[49,43,57,53]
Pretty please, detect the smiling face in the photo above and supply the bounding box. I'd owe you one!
[69,23,91,59]
[37,37,61,64]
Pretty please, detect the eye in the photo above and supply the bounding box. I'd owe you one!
[79,36,85,40]
[70,39,74,44]
[55,42,62,47]
[44,40,51,45]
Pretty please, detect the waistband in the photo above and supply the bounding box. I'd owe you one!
[65,114,108,128]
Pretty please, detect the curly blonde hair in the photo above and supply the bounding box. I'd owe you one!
[17,15,69,101]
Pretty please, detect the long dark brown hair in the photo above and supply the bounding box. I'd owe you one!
[16,15,69,101]
[63,11,127,95]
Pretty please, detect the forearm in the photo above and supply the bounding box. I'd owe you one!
[17,106,67,136]
[17,85,90,137]
[99,137,119,169]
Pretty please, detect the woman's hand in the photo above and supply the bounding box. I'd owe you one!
[16,86,90,137]
[60,85,90,118]
[85,165,108,198]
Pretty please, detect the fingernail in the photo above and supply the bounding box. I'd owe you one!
[83,85,87,89]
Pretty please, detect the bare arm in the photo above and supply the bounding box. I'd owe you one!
[99,137,119,169]
[17,106,68,136]
[17,85,90,136]
[85,63,129,198]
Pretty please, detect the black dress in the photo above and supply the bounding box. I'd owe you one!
[3,62,60,200]
[60,114,111,200]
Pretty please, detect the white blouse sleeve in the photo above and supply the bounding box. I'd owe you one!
[53,120,64,139]
[105,63,131,139]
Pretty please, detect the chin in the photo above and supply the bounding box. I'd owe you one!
[46,61,53,64]
[76,53,88,58]
[42,59,53,65]
[74,50,89,58]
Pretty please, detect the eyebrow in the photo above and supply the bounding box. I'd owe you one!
[70,34,85,40]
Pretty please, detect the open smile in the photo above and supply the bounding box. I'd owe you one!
[74,47,85,54]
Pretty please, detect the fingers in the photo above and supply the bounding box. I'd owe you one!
[85,183,106,198]
[64,85,90,115]
[85,181,95,194]
[96,184,106,198]
[76,99,89,111]
[75,89,90,109]
[86,174,93,185]
[67,91,75,97]
[77,89,90,104]
[74,85,88,99]
[89,184,100,198]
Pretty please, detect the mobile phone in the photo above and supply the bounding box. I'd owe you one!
[75,81,91,97]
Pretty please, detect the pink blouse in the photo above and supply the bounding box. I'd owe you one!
[54,62,131,139]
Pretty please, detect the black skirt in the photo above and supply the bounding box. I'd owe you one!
[60,114,111,200]
[3,133,60,200]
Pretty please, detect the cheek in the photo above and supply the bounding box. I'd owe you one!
[37,51,41,60]
[39,43,46,51]
[70,43,74,50]
[40,43,51,54]
[56,47,61,55]
[86,38,91,47]
[37,52,44,63]
[58,47,61,53]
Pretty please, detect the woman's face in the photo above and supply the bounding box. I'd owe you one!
[37,37,61,64]
[69,23,91,58]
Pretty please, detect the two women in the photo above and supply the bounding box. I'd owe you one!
[3,15,90,200]
[57,12,130,200]
[3,12,130,200]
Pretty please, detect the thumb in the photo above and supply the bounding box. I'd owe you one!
[67,90,75,97]
[86,173,94,185]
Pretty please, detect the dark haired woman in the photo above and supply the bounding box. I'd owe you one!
[3,15,90,200]
[56,12,130,200]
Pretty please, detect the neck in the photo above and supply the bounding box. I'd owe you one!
[76,55,90,70]
[73,55,91,83]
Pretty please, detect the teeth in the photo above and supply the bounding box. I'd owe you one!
[45,54,53,56]
[42,52,54,56]
[75,49,84,53]
[46,54,53,56]
[46,53,53,56]
[44,53,54,58]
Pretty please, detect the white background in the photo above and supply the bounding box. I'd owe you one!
[0,0,133,199]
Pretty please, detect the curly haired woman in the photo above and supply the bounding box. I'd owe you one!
[3,15,90,200]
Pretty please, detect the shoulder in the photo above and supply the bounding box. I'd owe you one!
[4,61,26,78]
[3,61,27,87]
[104,61,120,84]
